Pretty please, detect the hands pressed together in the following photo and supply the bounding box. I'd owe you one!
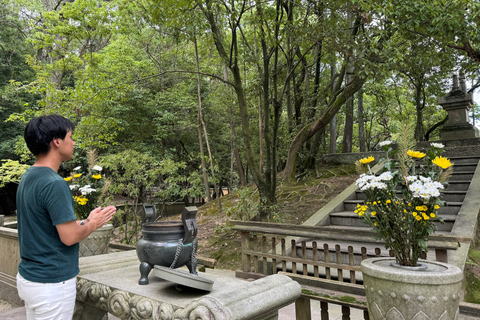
[87,206,117,230]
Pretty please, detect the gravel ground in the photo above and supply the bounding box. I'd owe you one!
[0,298,16,312]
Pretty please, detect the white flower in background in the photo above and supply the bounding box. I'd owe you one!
[74,166,81,171]
[431,143,445,149]
[92,165,103,172]
[379,140,393,147]
[406,176,417,182]
[79,185,96,195]
[379,171,393,181]
[69,184,79,190]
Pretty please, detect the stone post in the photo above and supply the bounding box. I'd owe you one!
[0,215,4,227]
[438,72,478,140]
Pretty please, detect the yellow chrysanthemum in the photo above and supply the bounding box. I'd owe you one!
[92,174,102,179]
[407,150,426,159]
[76,196,88,206]
[430,213,436,218]
[371,211,377,216]
[359,156,375,164]
[359,212,364,217]
[434,205,440,210]
[386,199,391,204]
[74,173,82,178]
[416,205,428,211]
[432,156,452,169]
[415,216,422,221]
[64,177,72,181]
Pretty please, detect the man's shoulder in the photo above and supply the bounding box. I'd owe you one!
[21,167,66,189]
[25,166,62,180]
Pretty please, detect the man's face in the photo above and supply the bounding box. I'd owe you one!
[58,130,75,161]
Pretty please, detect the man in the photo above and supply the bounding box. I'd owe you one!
[16,115,116,319]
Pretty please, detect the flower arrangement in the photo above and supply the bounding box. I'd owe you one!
[64,164,105,220]
[355,141,453,266]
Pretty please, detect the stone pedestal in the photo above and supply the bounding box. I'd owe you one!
[438,73,478,140]
[74,252,301,320]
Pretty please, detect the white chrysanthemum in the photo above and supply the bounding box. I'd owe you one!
[92,165,103,172]
[431,143,444,149]
[419,176,432,182]
[409,178,442,200]
[379,171,393,181]
[79,185,96,195]
[356,173,374,188]
[379,140,393,147]
[69,184,79,190]
[74,166,81,171]
[406,176,417,182]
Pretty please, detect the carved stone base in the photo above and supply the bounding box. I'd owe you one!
[75,264,300,320]
[361,258,463,320]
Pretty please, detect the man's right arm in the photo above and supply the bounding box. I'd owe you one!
[56,206,116,246]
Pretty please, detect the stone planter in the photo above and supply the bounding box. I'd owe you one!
[361,257,463,320]
[79,224,113,257]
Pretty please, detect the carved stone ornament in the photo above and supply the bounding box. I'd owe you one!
[75,278,233,320]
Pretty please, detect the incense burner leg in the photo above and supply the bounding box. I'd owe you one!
[139,261,152,285]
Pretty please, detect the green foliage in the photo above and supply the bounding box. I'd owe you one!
[0,159,29,187]
[225,187,280,221]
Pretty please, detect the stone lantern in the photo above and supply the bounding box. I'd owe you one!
[438,72,479,140]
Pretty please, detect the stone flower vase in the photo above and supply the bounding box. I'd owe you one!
[79,224,114,257]
[361,257,463,320]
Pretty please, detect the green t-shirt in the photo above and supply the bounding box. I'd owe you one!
[16,166,79,283]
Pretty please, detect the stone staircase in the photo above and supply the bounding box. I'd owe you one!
[290,148,480,274]
[329,155,478,235]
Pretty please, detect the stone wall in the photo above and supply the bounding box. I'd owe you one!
[321,151,386,165]
[0,227,20,277]
[0,226,22,307]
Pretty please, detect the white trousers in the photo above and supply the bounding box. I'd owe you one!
[16,273,76,320]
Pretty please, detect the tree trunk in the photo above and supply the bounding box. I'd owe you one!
[358,87,366,152]
[283,68,366,181]
[342,68,354,153]
[200,0,269,204]
[329,63,337,154]
[194,34,222,212]
[194,35,211,202]
[414,82,426,142]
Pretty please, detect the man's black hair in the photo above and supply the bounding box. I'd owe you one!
[24,115,75,156]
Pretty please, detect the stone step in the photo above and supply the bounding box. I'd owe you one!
[344,200,462,215]
[446,155,480,165]
[445,181,471,192]
[355,190,466,202]
[451,163,477,172]
[323,224,451,235]
[449,171,475,181]
[329,211,456,231]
